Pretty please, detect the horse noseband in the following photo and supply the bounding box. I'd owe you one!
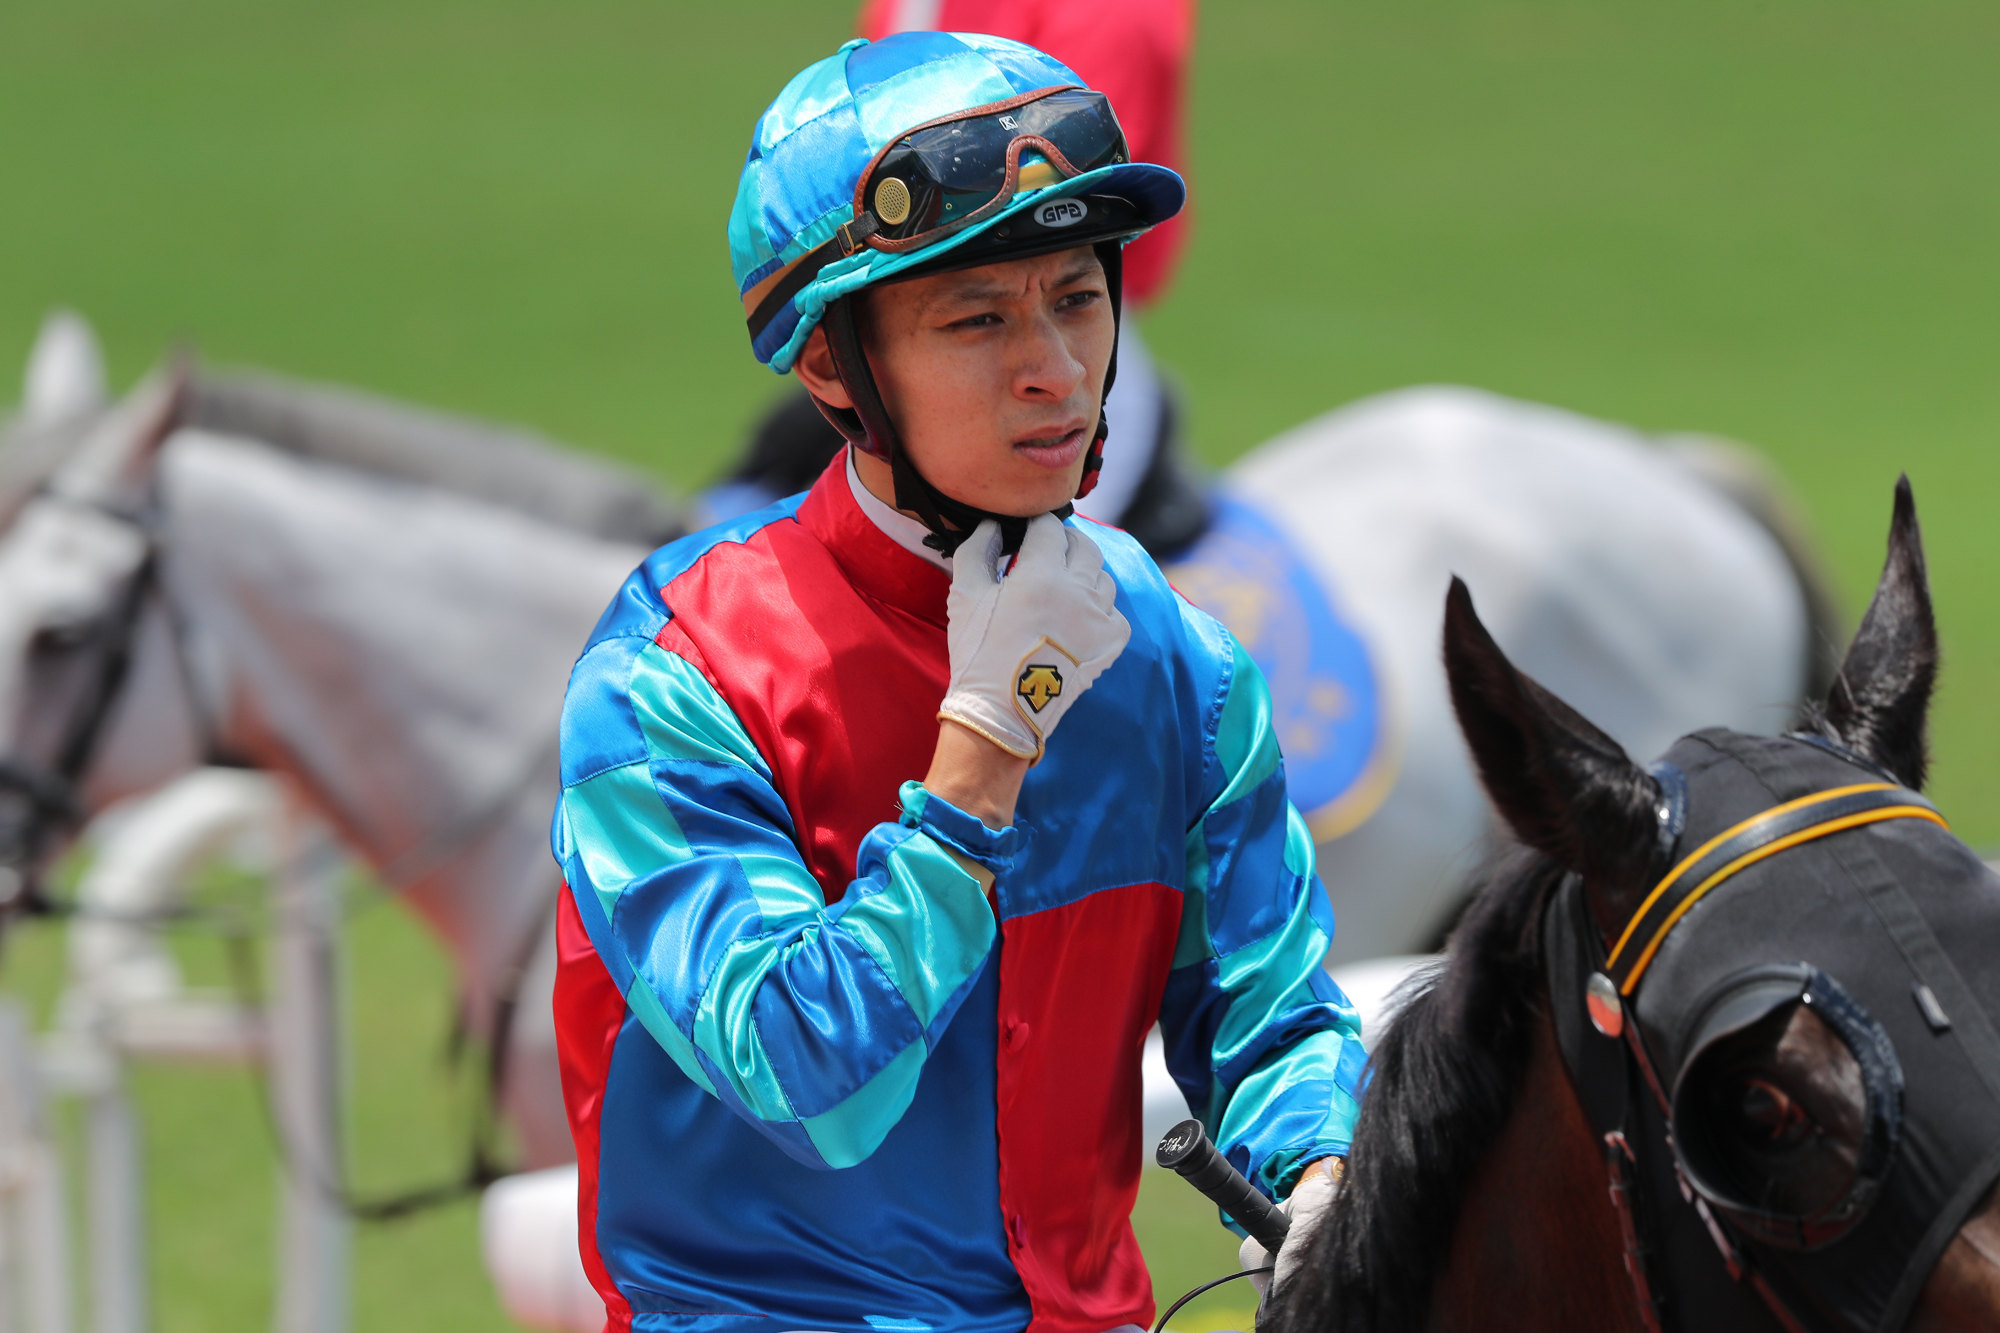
[0,499,161,921]
[1547,728,2000,1333]
[0,756,84,910]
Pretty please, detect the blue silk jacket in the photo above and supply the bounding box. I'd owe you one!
[550,459,1364,1332]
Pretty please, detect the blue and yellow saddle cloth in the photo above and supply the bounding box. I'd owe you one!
[1165,491,1391,840]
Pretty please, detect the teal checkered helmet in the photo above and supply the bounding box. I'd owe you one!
[729,31,1185,551]
[732,32,1184,372]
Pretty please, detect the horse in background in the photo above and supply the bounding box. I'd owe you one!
[712,377,1840,963]
[1277,484,2000,1330]
[0,314,682,1170]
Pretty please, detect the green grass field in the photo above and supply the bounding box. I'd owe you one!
[2,1,1996,1328]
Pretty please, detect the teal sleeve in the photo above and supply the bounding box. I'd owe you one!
[1158,631,1368,1205]
[554,633,1011,1169]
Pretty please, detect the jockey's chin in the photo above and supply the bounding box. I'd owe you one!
[797,245,1114,520]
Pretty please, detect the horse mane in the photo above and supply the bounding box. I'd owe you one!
[1276,846,1566,1332]
[183,368,685,548]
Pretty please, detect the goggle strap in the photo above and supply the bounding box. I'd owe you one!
[744,214,884,346]
[838,213,881,256]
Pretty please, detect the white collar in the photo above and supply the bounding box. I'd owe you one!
[846,447,951,571]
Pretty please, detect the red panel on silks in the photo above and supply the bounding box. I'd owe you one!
[653,477,951,906]
[996,881,1183,1331]
[552,889,637,1331]
[549,454,1362,1330]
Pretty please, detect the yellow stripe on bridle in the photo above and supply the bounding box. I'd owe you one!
[1605,783,1949,997]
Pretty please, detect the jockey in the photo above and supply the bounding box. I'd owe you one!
[861,0,1198,542]
[551,31,1360,1332]
[706,0,1207,557]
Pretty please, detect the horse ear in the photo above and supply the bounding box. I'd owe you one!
[22,308,107,426]
[1443,577,1665,925]
[1820,476,1935,790]
[49,356,188,508]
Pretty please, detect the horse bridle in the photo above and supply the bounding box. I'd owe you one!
[0,479,543,1219]
[0,490,167,920]
[1543,743,1957,1333]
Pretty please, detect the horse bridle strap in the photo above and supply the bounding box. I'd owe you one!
[0,497,166,915]
[1546,760,1970,1333]
[1604,783,1946,997]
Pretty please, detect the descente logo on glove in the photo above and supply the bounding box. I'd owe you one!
[939,515,1131,762]
[1017,663,1064,713]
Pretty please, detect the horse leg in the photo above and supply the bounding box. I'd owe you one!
[1428,1012,1646,1332]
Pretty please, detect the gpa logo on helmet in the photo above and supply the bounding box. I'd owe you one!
[1035,198,1089,229]
[1017,663,1064,713]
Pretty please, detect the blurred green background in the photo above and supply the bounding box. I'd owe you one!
[1,0,1995,1329]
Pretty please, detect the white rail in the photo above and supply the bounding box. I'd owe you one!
[0,769,349,1333]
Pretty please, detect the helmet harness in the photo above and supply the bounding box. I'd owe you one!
[811,240,1123,557]
[731,35,1185,557]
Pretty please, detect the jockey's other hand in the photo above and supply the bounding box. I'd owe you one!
[939,515,1130,762]
[1239,1156,1343,1305]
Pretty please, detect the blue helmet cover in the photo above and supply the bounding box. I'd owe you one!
[729,32,1186,373]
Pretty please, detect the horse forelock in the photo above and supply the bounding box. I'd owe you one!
[1276,846,1564,1333]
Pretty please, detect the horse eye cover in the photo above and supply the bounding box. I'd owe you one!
[1669,964,1905,1251]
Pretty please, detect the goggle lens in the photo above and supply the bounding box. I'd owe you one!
[862,89,1128,247]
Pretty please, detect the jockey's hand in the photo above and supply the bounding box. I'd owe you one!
[939,515,1130,762]
[1239,1156,1343,1306]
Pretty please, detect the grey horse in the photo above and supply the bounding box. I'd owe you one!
[0,317,676,1170]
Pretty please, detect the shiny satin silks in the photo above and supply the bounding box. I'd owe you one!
[1163,492,1384,838]
[552,457,1362,1332]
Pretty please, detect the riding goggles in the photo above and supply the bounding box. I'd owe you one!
[852,86,1130,253]
[743,86,1134,347]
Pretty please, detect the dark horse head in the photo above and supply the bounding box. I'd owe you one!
[1275,478,2000,1332]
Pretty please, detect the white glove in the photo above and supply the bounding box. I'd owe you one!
[938,515,1131,761]
[1238,1162,1341,1304]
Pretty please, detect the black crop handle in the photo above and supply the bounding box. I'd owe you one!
[1155,1119,1291,1254]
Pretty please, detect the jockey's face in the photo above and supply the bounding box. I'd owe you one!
[798,246,1114,519]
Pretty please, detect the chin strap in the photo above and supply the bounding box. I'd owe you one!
[1073,241,1121,503]
[808,241,1125,558]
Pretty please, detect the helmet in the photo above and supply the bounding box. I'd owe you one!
[729,32,1186,553]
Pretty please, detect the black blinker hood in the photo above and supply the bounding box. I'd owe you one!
[1546,727,2000,1332]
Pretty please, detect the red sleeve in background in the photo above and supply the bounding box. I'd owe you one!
[858,0,1195,308]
